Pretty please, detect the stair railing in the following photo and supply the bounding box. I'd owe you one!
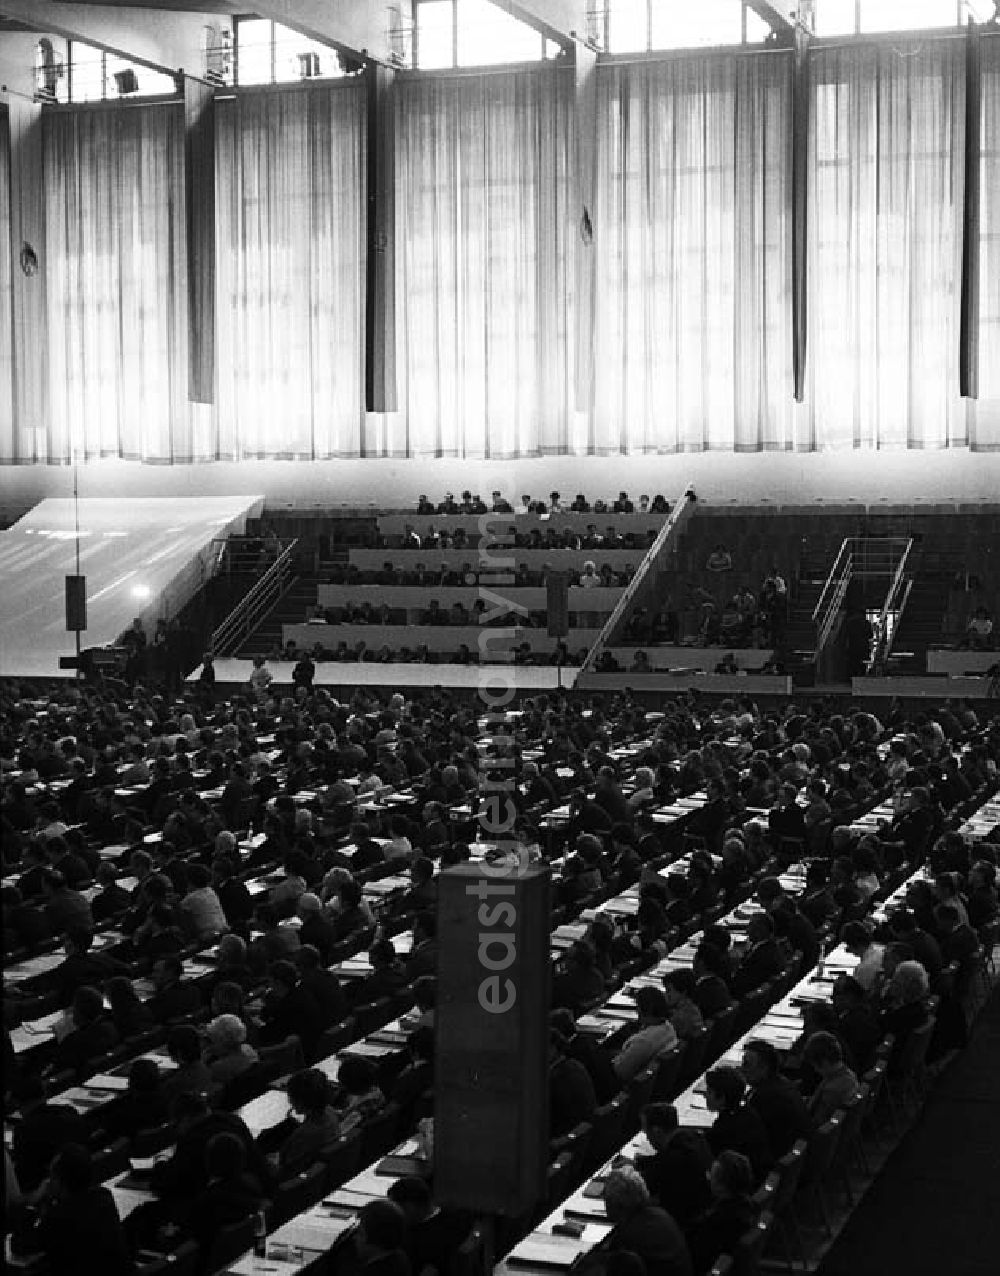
[210,538,299,656]
[813,538,854,659]
[578,485,698,676]
[869,538,915,672]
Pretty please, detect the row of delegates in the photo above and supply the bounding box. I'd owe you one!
[415,490,669,515]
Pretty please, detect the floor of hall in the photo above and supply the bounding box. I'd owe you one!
[805,977,1000,1276]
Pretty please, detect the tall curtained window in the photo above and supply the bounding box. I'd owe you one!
[43,103,193,462]
[807,39,975,449]
[388,67,573,458]
[214,83,366,458]
[981,34,1000,408]
[591,52,794,453]
[0,105,12,450]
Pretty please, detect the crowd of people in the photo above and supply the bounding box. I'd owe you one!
[2,670,998,1276]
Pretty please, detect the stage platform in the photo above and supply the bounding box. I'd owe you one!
[0,496,264,679]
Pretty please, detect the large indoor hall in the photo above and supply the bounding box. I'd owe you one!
[2,3,1000,1276]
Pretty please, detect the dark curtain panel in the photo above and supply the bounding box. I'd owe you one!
[960,21,981,400]
[365,63,396,416]
[185,76,216,404]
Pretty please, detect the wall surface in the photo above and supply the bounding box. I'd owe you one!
[3,448,1000,521]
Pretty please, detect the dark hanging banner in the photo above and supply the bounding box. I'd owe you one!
[365,63,397,415]
[960,21,981,400]
[792,31,810,404]
[184,76,216,405]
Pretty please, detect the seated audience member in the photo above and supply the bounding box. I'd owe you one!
[179,863,229,942]
[831,975,882,1075]
[704,1066,772,1183]
[551,939,607,1015]
[612,987,679,1084]
[49,984,120,1078]
[204,1014,259,1087]
[803,1032,861,1124]
[386,1176,472,1276]
[549,1028,598,1140]
[549,1008,620,1105]
[11,1143,133,1276]
[390,1026,435,1127]
[352,938,409,1006]
[258,959,322,1060]
[692,943,735,1018]
[148,954,204,1022]
[10,1076,89,1195]
[151,1091,273,1202]
[405,911,438,981]
[336,1057,387,1138]
[40,869,93,936]
[99,1057,169,1142]
[741,1039,814,1158]
[661,970,705,1043]
[597,1166,693,1276]
[262,1067,342,1177]
[208,933,257,993]
[297,893,336,960]
[687,1151,758,1276]
[106,975,155,1039]
[841,921,887,993]
[47,925,130,1008]
[296,943,348,1025]
[730,914,785,997]
[248,903,301,974]
[90,862,133,924]
[188,1132,266,1260]
[212,859,254,930]
[635,1103,712,1229]
[351,1198,412,1276]
[160,1024,214,1108]
[879,960,931,1074]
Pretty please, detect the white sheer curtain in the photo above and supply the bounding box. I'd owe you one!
[387,68,573,458]
[0,106,12,452]
[807,39,976,449]
[214,83,366,458]
[43,103,198,462]
[590,52,794,453]
[980,35,1000,413]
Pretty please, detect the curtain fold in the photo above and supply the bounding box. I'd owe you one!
[391,67,574,458]
[214,83,366,458]
[592,52,794,454]
[807,39,971,449]
[0,104,13,456]
[43,104,189,463]
[979,35,1000,410]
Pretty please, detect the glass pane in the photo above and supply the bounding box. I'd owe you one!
[106,52,176,98]
[237,17,273,85]
[70,41,104,103]
[544,37,564,59]
[745,8,772,42]
[860,0,960,32]
[608,0,648,53]
[273,23,339,82]
[417,1,455,68]
[814,0,858,35]
[458,0,544,66]
[650,0,743,49]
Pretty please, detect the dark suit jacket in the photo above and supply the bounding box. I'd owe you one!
[12,1103,89,1193]
[746,1077,814,1158]
[18,1184,134,1276]
[609,1204,693,1276]
[731,939,785,998]
[636,1129,712,1228]
[707,1105,773,1181]
[687,1196,757,1276]
[152,1111,273,1200]
[51,1015,120,1077]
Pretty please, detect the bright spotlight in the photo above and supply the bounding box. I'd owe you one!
[131,584,152,600]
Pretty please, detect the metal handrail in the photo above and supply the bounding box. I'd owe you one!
[813,538,853,626]
[579,486,698,675]
[211,538,299,656]
[874,537,914,650]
